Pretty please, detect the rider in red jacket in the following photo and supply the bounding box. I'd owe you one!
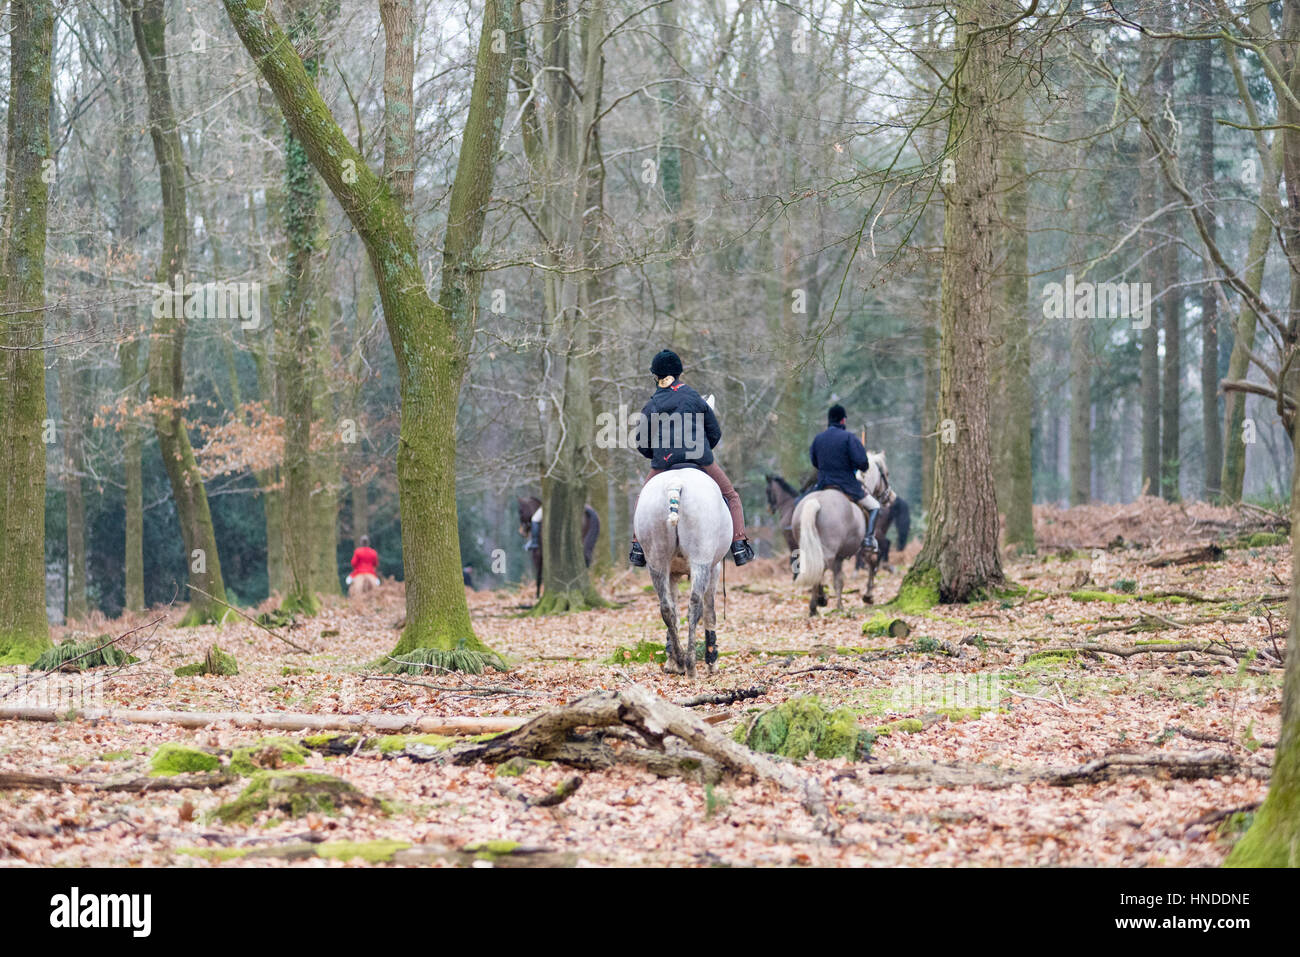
[349,535,380,596]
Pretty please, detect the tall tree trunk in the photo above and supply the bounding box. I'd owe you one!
[1227,388,1300,865]
[0,0,55,664]
[901,0,1004,604]
[1138,31,1161,496]
[1197,42,1222,502]
[222,0,513,656]
[115,2,145,614]
[996,85,1034,549]
[525,0,608,613]
[276,0,328,616]
[60,360,89,623]
[129,0,229,626]
[1156,22,1181,502]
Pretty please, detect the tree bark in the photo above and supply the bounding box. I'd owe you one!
[59,359,89,623]
[1156,24,1180,502]
[525,0,608,613]
[901,0,1004,603]
[1197,41,1222,502]
[995,82,1034,548]
[276,0,328,616]
[221,0,513,655]
[1138,31,1161,496]
[128,0,229,626]
[114,0,145,614]
[0,0,55,664]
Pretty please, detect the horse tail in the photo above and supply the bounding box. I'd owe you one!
[793,498,825,587]
[666,482,684,527]
[895,497,911,548]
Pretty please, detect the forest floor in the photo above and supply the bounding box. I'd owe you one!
[0,499,1288,867]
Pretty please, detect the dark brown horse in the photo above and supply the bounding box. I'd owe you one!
[517,496,601,599]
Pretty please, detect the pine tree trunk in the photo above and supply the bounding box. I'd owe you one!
[130,0,228,626]
[0,0,55,664]
[901,0,1004,604]
[222,0,512,655]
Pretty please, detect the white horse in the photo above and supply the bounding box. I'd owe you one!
[633,468,731,677]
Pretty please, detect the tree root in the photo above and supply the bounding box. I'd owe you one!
[494,774,583,808]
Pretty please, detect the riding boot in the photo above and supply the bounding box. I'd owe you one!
[524,520,541,552]
[628,540,646,566]
[730,539,755,565]
[861,507,879,553]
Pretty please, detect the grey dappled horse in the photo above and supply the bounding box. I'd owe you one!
[633,468,731,677]
[792,486,865,617]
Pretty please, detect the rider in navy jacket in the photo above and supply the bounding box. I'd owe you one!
[810,405,880,551]
[629,349,754,568]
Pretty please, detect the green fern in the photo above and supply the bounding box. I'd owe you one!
[33,635,139,672]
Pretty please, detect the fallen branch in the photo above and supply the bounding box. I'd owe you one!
[449,684,839,837]
[0,706,524,735]
[1047,750,1249,786]
[1144,544,1224,567]
[493,774,583,808]
[675,687,767,708]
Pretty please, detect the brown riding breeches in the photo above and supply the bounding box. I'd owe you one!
[647,463,746,541]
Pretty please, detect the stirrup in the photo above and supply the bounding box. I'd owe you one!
[628,541,646,566]
[730,539,754,566]
[862,535,877,553]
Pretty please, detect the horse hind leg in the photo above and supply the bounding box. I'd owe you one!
[703,572,719,675]
[832,560,845,611]
[651,566,684,675]
[684,564,713,679]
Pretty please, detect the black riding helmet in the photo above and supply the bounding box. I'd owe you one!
[650,349,683,379]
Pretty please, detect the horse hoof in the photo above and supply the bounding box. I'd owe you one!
[661,660,685,675]
[863,595,874,605]
[707,662,717,676]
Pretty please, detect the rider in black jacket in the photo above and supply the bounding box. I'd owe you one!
[629,350,754,567]
[810,404,880,552]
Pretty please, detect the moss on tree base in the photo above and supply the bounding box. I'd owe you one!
[528,587,609,616]
[890,566,941,613]
[0,630,52,666]
[1225,734,1300,867]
